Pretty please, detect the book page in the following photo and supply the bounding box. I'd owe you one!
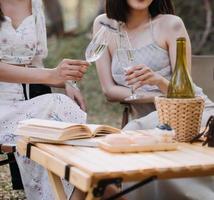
[19,118,82,130]
[16,119,120,141]
[16,119,91,140]
[86,124,120,136]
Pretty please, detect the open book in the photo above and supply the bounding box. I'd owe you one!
[15,118,120,142]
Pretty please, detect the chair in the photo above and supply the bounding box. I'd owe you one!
[0,144,24,190]
[192,55,214,101]
[121,102,132,128]
[121,55,214,128]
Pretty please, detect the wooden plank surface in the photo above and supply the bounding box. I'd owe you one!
[17,140,91,192]
[17,139,214,184]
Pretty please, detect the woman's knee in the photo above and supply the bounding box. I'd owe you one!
[123,111,159,130]
[201,109,214,127]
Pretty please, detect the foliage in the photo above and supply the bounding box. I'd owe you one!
[46,0,214,54]
[174,0,214,54]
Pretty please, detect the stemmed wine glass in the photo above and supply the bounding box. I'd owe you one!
[85,25,111,63]
[117,48,140,100]
[67,25,110,88]
[116,30,141,100]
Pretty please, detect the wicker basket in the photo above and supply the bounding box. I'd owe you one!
[155,96,205,142]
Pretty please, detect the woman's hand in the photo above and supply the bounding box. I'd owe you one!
[50,59,89,85]
[65,83,87,111]
[125,65,164,90]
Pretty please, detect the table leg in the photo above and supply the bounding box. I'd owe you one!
[85,187,100,200]
[47,170,67,200]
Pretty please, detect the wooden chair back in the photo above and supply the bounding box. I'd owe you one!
[192,55,214,101]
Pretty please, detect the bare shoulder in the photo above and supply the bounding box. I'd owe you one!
[93,14,118,30]
[157,14,185,32]
[94,14,108,25]
[151,14,187,49]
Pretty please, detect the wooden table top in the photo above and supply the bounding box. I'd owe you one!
[17,139,214,192]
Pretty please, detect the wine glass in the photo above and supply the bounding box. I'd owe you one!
[67,26,111,89]
[116,30,141,100]
[85,25,111,63]
[117,48,140,100]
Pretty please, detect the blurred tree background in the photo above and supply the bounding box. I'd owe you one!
[44,0,214,54]
[174,0,214,54]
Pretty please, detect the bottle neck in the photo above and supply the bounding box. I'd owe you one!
[176,41,187,70]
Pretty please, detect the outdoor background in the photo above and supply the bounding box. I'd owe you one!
[1,0,214,199]
[44,0,214,128]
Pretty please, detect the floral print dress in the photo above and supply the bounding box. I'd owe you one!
[0,0,86,199]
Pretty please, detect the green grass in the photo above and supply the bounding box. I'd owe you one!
[44,35,123,128]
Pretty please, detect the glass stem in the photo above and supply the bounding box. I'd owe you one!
[131,87,135,95]
[66,80,79,90]
[130,86,137,99]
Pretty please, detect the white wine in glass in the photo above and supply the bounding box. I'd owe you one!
[67,26,111,89]
[85,25,110,63]
[116,28,144,100]
[67,26,109,88]
[117,48,140,100]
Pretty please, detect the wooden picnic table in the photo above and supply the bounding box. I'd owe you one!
[17,139,214,200]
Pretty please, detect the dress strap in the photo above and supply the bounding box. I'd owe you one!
[24,65,30,100]
[149,17,156,44]
[117,22,133,49]
[32,0,48,58]
[117,22,124,49]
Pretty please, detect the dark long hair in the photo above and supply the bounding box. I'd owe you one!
[0,6,5,27]
[106,0,175,23]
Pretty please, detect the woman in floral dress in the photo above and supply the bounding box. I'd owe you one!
[0,0,89,199]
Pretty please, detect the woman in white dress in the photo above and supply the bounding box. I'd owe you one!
[0,0,89,199]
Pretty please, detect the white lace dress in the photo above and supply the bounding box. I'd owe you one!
[0,0,86,199]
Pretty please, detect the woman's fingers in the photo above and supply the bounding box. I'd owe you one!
[62,59,89,66]
[125,67,151,81]
[65,84,87,111]
[63,64,88,73]
[125,65,146,75]
[127,72,153,85]
[57,59,89,81]
[125,66,141,75]
[132,81,142,90]
[74,91,87,112]
[63,69,84,78]
[61,64,88,74]
[64,75,82,81]
[124,64,163,90]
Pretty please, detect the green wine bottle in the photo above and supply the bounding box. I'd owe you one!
[167,37,195,98]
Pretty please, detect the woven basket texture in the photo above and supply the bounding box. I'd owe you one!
[155,97,205,142]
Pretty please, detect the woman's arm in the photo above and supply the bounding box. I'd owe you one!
[0,59,88,85]
[94,15,131,102]
[165,15,192,72]
[31,56,66,88]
